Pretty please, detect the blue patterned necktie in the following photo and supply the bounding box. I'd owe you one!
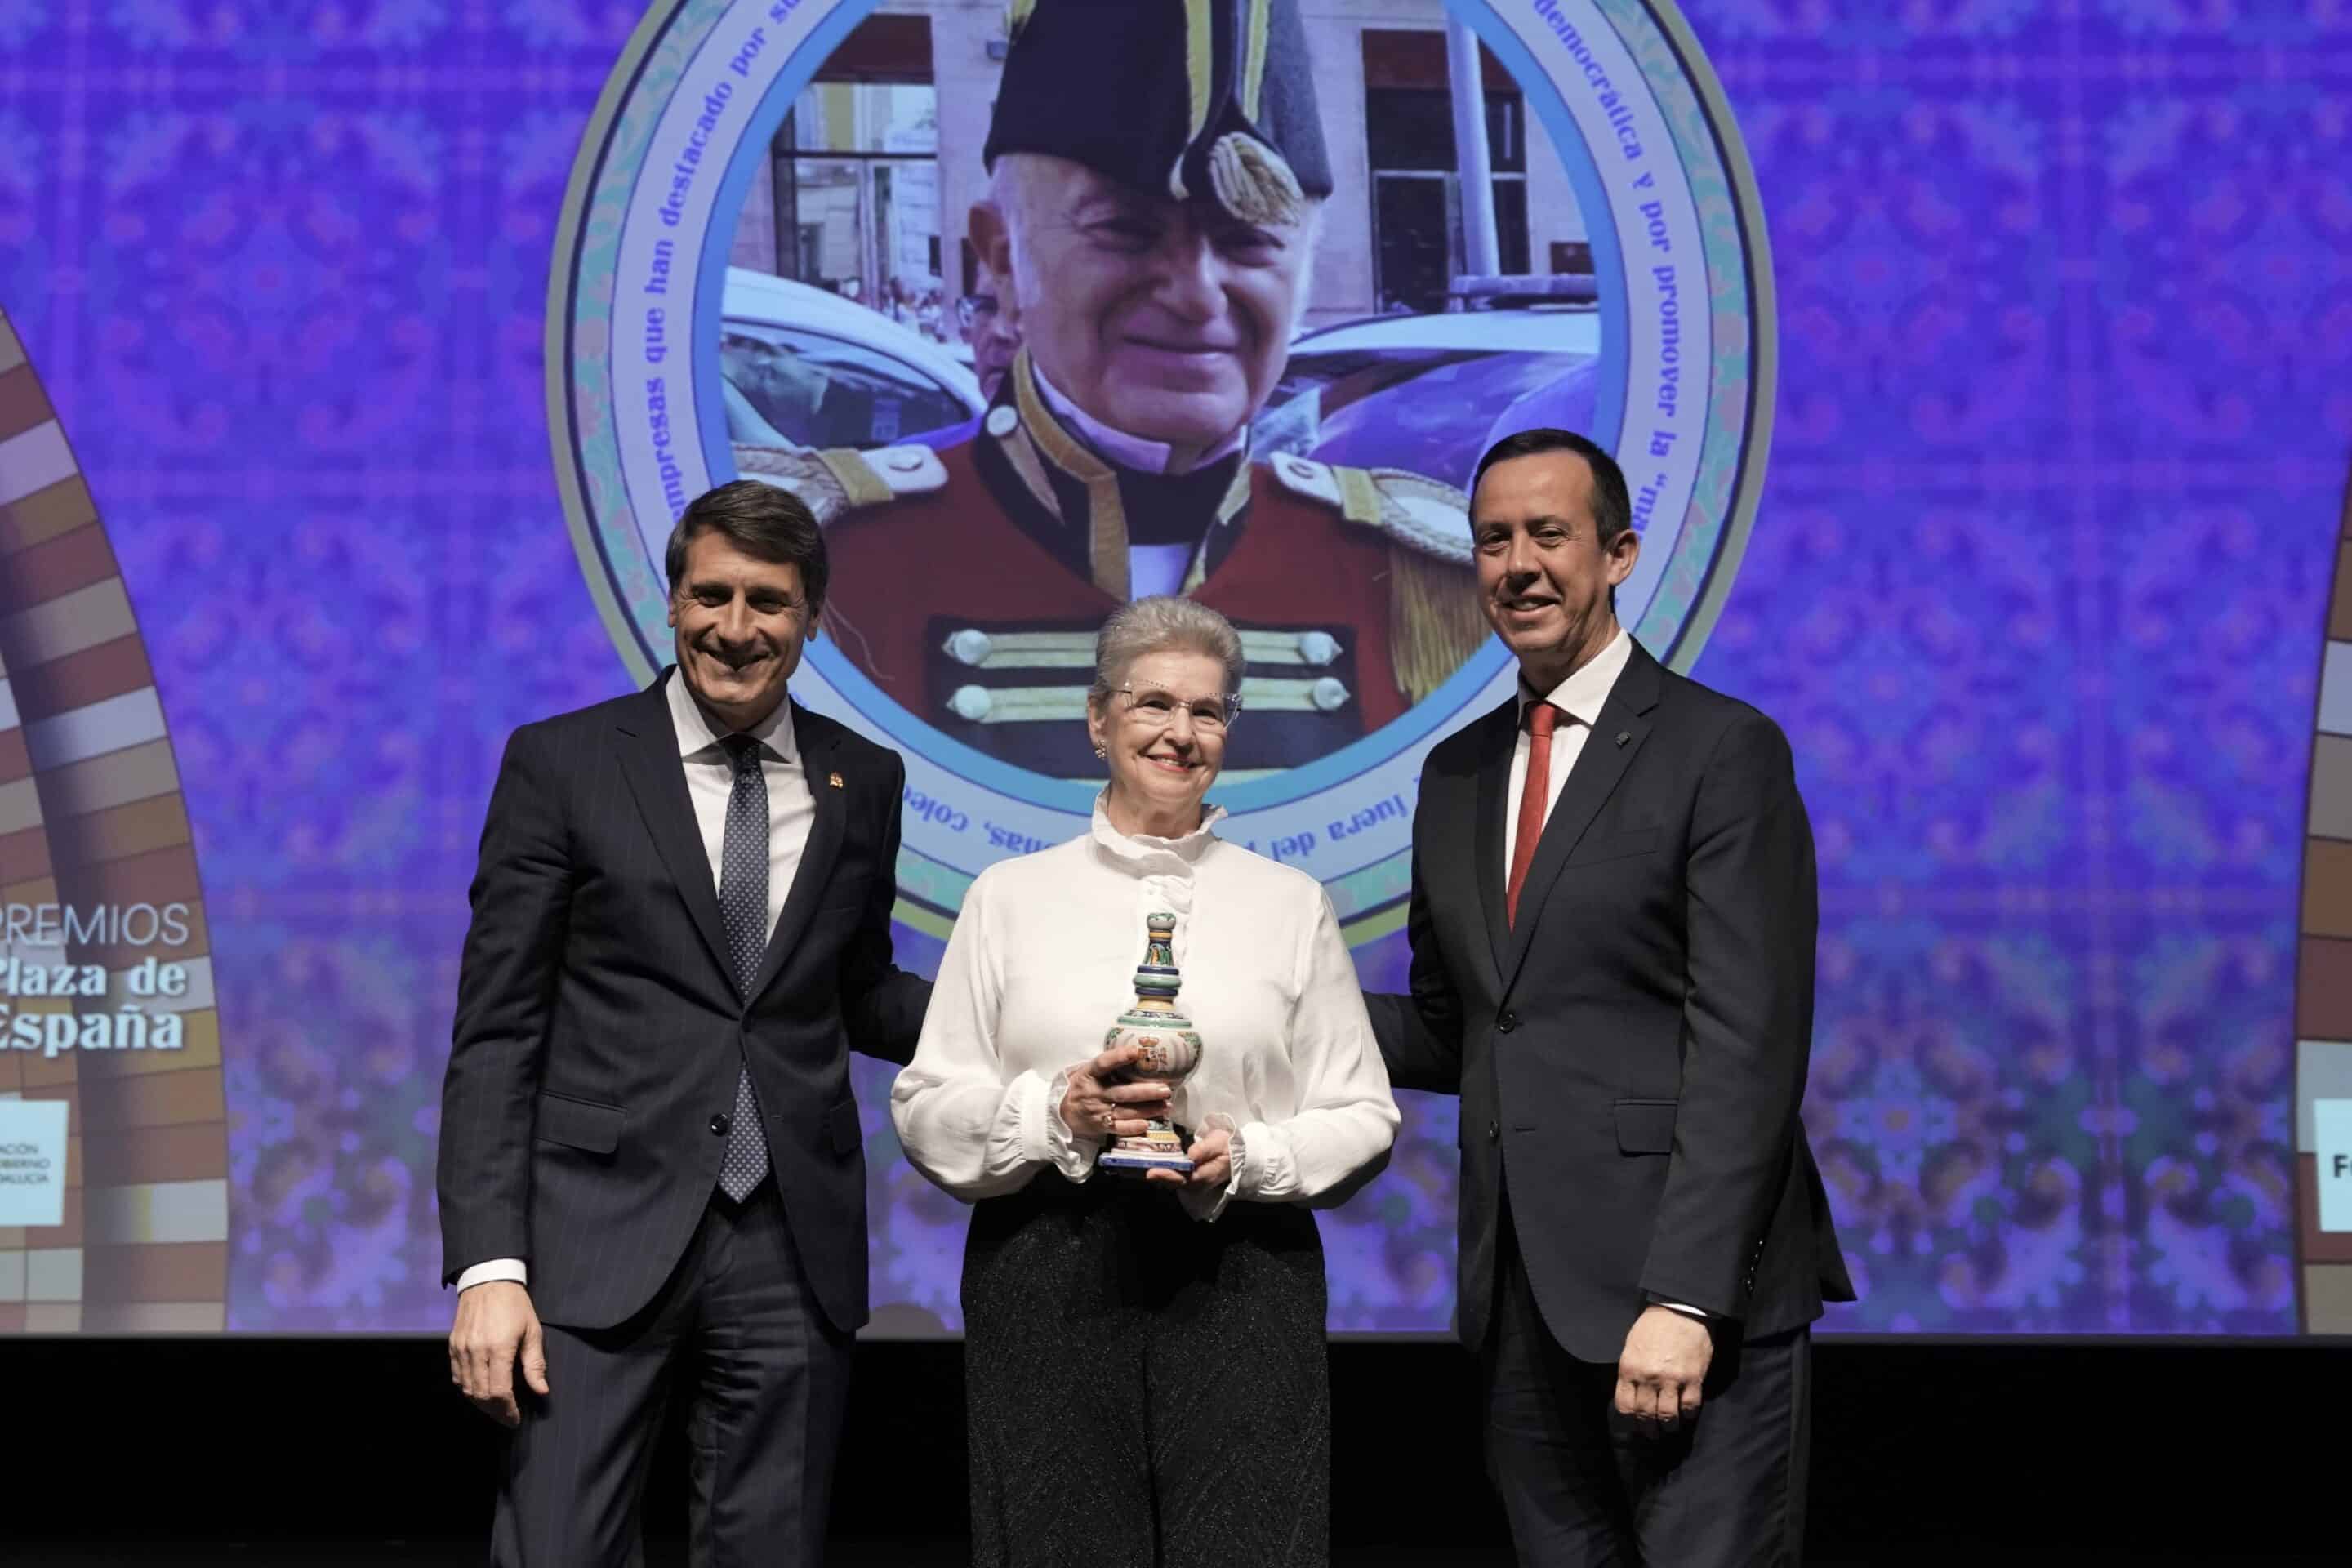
[716,733,773,1201]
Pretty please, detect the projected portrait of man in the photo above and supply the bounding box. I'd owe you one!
[737,0,1487,778]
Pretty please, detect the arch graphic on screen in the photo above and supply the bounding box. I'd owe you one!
[0,306,229,1334]
[2297,462,2352,1334]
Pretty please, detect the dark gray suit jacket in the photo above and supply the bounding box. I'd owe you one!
[436,672,926,1333]
[1368,639,1852,1360]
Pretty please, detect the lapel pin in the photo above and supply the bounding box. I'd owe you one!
[1615,730,1632,747]
[828,771,844,789]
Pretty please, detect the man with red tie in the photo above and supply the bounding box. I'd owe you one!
[1366,429,1851,1565]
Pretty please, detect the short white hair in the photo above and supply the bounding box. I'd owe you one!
[1089,595,1245,702]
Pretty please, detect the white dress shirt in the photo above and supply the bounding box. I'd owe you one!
[666,667,813,946]
[1503,630,1704,1322]
[455,673,817,1294]
[891,796,1400,1223]
[1504,629,1632,873]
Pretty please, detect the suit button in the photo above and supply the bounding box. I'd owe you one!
[1497,1012,1518,1034]
[1486,1120,1500,1143]
[710,1114,732,1137]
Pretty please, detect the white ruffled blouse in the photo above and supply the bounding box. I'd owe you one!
[889,798,1400,1221]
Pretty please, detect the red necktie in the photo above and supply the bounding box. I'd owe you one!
[1507,702,1561,927]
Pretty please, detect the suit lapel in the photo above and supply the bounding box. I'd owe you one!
[1500,643,1664,992]
[614,675,734,989]
[1472,700,1516,987]
[746,702,845,1004]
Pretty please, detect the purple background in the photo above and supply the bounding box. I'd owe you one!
[1,1,2345,1332]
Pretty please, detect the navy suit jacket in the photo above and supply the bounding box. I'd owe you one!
[1368,639,1853,1360]
[436,672,927,1333]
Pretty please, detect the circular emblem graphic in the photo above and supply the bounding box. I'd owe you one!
[549,0,1775,942]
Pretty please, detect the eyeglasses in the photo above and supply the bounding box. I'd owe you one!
[955,292,1000,328]
[1117,683,1241,733]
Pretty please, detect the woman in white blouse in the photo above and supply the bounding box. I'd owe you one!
[891,595,1399,1567]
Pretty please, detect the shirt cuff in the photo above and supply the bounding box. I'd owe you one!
[1658,1299,1707,1320]
[456,1258,528,1293]
[1035,1068,1099,1183]
[1226,1116,1295,1203]
[1183,1113,1243,1223]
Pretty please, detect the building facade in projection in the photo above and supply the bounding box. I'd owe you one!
[723,1,1594,339]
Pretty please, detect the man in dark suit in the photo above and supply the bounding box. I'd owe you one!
[437,479,928,1566]
[1367,430,1852,1566]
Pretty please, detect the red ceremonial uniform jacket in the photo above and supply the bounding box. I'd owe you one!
[802,381,1484,780]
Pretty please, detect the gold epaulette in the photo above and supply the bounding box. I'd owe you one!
[1264,452,1472,565]
[732,442,947,527]
[1264,453,1489,705]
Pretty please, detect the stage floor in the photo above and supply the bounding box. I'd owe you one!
[14,1547,2347,1566]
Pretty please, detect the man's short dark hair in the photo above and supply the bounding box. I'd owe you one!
[664,479,829,609]
[1470,429,1634,547]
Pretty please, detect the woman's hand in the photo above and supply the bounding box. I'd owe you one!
[1059,1043,1171,1141]
[1144,1126,1232,1188]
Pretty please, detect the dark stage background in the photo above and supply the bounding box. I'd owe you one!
[3,1339,2345,1564]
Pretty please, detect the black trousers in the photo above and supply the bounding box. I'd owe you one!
[1484,1200,1813,1568]
[492,1180,853,1567]
[961,1174,1330,1568]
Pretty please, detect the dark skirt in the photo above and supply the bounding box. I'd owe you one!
[961,1172,1330,1568]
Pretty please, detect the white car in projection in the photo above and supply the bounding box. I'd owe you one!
[719,267,985,452]
[1254,297,1605,490]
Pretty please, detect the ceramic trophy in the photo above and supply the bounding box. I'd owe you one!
[1096,911,1204,1175]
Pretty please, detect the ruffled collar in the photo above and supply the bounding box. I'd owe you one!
[1088,792,1227,875]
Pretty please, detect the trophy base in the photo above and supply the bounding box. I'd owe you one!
[1098,1148,1196,1175]
[1098,1126,1193,1177]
